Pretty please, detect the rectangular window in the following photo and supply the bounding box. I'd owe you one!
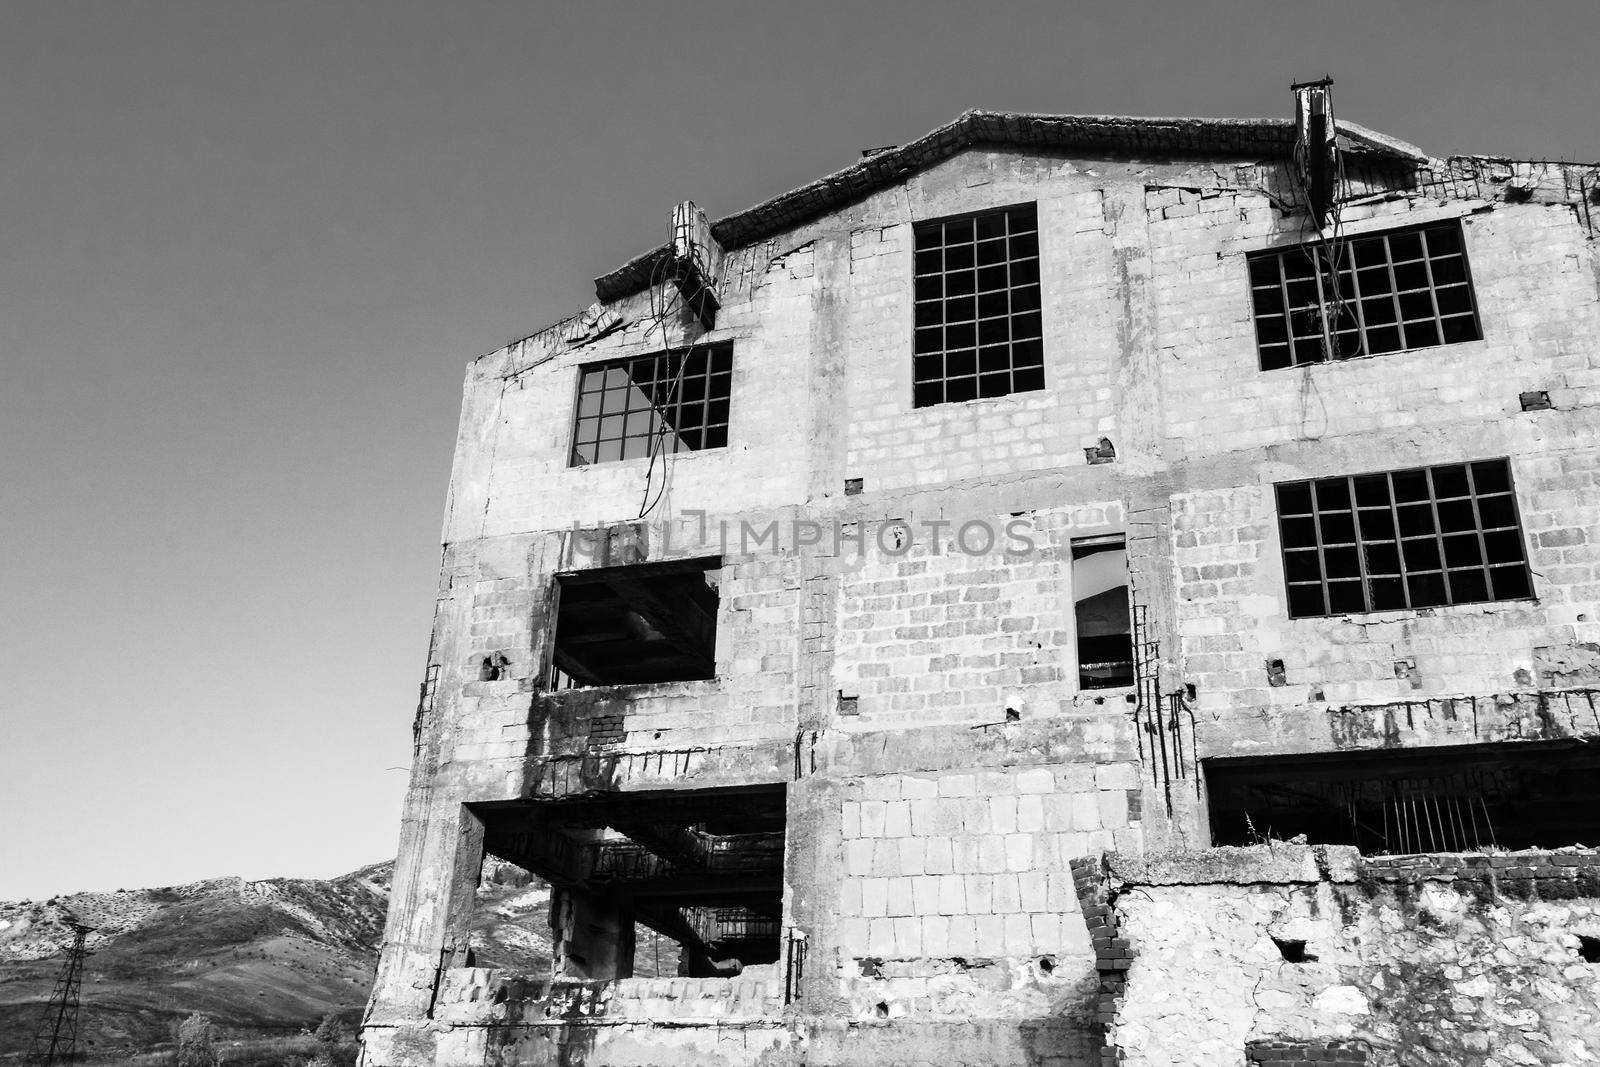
[1276,458,1532,619]
[549,558,720,687]
[913,203,1044,407]
[570,344,732,466]
[1247,220,1480,370]
[1072,536,1133,689]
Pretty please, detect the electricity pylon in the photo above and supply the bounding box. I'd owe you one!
[27,919,93,1065]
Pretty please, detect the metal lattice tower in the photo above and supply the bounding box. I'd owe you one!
[27,920,93,1066]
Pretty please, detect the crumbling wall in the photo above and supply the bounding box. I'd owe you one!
[1101,845,1600,1067]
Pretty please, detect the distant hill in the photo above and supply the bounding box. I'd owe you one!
[0,859,601,1060]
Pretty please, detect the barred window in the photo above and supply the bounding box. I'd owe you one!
[570,344,732,466]
[1276,458,1532,619]
[913,203,1044,407]
[1248,220,1480,370]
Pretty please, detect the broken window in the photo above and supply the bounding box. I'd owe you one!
[476,786,786,980]
[570,344,732,466]
[1276,458,1532,619]
[1206,740,1600,852]
[912,203,1044,407]
[1073,536,1133,689]
[549,558,719,687]
[1247,219,1480,370]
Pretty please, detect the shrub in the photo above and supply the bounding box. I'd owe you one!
[176,1014,219,1067]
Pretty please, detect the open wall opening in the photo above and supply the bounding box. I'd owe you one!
[475,785,785,980]
[549,557,720,688]
[461,854,679,978]
[1207,740,1600,852]
[1072,535,1133,689]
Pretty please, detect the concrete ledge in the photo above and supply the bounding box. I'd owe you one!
[1106,844,1361,886]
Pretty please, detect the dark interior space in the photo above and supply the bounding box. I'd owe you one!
[477,785,785,978]
[549,557,720,687]
[1073,536,1134,689]
[1207,740,1600,852]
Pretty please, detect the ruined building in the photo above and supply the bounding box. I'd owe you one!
[360,88,1600,1066]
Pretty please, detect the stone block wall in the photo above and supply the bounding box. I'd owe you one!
[1100,845,1600,1067]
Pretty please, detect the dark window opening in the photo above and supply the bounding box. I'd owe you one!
[1272,937,1313,963]
[477,786,786,981]
[1578,936,1600,964]
[1276,458,1532,619]
[550,558,719,687]
[1247,220,1480,370]
[1207,741,1600,852]
[571,344,733,466]
[912,203,1044,407]
[1073,536,1133,689]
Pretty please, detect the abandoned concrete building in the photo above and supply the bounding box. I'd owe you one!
[360,87,1600,1067]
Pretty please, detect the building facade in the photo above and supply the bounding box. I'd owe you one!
[360,98,1600,1067]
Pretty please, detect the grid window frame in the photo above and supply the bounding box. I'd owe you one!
[1275,458,1534,620]
[1247,219,1482,371]
[569,343,733,467]
[912,202,1045,408]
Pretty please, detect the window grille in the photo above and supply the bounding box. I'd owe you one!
[1247,220,1480,370]
[1276,458,1532,618]
[913,203,1044,407]
[570,344,732,466]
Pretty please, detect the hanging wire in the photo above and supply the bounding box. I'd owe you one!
[1287,84,1352,365]
[635,237,710,520]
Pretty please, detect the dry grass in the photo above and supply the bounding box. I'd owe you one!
[83,1035,355,1067]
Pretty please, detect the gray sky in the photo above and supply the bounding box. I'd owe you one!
[3,0,1596,900]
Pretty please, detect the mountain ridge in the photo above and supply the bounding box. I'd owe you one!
[0,859,570,1060]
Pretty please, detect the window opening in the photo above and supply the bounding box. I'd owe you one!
[1247,220,1480,370]
[571,344,732,466]
[477,786,786,981]
[1073,536,1133,689]
[466,855,677,978]
[1207,741,1600,852]
[549,558,720,688]
[1271,937,1312,963]
[913,203,1044,407]
[1276,458,1532,619]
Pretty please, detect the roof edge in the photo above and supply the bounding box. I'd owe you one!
[593,109,1427,303]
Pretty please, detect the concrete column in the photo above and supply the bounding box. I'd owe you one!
[551,887,635,979]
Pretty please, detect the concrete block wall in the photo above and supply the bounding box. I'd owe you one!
[832,766,1130,966]
[1155,195,1600,459]
[834,502,1125,729]
[840,160,1127,492]
[1170,438,1600,757]
[363,130,1600,1067]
